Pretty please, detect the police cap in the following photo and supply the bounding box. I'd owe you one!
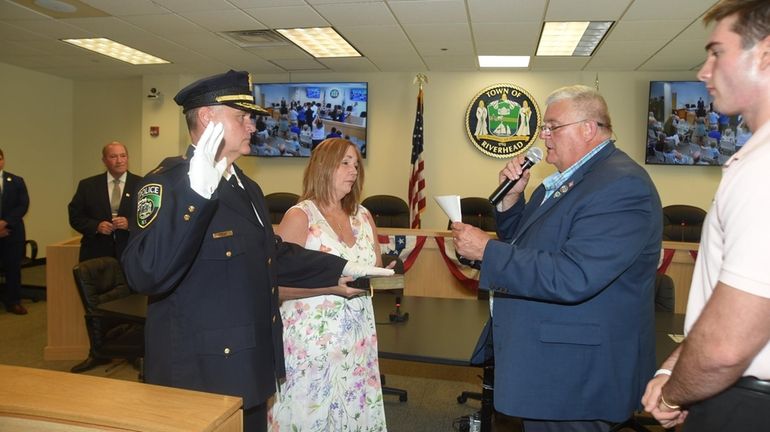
[174,70,268,115]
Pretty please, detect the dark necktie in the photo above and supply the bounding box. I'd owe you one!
[110,178,121,215]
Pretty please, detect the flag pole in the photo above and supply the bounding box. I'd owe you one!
[408,74,428,229]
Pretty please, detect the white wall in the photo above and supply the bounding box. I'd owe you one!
[242,70,721,229]
[73,78,142,180]
[0,63,74,256]
[0,63,723,255]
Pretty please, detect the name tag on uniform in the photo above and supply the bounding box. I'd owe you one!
[212,230,234,239]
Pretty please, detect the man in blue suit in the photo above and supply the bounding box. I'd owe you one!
[453,85,662,432]
[0,148,30,315]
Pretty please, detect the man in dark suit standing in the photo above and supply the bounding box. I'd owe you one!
[121,70,390,432]
[68,141,141,262]
[0,149,30,315]
[453,85,661,432]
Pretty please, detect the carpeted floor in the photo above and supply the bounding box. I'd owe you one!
[1,265,521,432]
[2,265,668,432]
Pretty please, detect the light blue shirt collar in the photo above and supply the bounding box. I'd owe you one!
[542,139,612,203]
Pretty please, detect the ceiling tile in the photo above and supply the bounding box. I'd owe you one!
[389,0,467,25]
[318,57,379,72]
[306,0,380,4]
[121,13,206,36]
[473,21,540,53]
[608,20,691,42]
[640,38,707,71]
[585,40,662,70]
[623,0,717,21]
[230,0,307,7]
[242,6,328,28]
[245,45,310,60]
[0,0,725,79]
[10,18,93,39]
[149,0,236,13]
[404,23,473,55]
[315,2,396,27]
[545,0,631,21]
[0,40,49,56]
[270,58,327,71]
[179,9,265,32]
[468,0,546,23]
[0,1,51,20]
[0,22,50,41]
[422,54,478,71]
[80,0,168,16]
[530,56,590,70]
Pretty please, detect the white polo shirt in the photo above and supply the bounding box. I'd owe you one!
[685,120,770,379]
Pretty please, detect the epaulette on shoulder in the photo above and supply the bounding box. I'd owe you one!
[146,155,188,177]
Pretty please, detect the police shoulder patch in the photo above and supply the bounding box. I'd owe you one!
[137,183,162,229]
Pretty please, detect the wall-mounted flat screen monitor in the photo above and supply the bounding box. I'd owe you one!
[646,80,751,166]
[251,82,368,158]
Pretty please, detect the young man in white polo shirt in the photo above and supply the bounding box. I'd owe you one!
[642,1,770,430]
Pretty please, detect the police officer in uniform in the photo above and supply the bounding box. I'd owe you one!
[121,70,390,432]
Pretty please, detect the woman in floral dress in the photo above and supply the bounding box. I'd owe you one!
[268,138,387,432]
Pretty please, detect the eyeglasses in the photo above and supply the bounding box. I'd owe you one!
[539,119,608,136]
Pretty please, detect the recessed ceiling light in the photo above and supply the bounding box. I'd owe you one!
[536,21,613,56]
[276,27,361,58]
[61,38,170,65]
[478,56,530,68]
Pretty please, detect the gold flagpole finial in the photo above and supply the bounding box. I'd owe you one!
[594,73,600,91]
[414,73,428,89]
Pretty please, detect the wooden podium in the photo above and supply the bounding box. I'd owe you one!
[0,365,242,431]
[45,237,89,361]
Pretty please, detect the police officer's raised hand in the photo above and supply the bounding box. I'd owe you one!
[188,122,226,198]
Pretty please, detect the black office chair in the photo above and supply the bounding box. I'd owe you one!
[662,205,707,242]
[448,197,497,233]
[264,192,300,225]
[362,195,410,229]
[71,257,144,375]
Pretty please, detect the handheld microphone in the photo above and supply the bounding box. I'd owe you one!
[488,147,543,206]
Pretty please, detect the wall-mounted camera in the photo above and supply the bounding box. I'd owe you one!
[147,87,161,99]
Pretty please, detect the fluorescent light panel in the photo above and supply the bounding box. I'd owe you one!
[537,21,613,56]
[61,38,170,65]
[478,55,530,68]
[276,27,361,58]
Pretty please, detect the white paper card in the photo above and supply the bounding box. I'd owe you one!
[435,195,462,222]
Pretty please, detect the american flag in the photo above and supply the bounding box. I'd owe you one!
[408,86,425,229]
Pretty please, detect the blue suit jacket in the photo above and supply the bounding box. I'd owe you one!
[478,143,661,422]
[1,171,28,242]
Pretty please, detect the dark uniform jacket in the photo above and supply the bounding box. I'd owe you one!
[0,171,29,305]
[121,146,345,409]
[0,171,28,243]
[68,171,142,262]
